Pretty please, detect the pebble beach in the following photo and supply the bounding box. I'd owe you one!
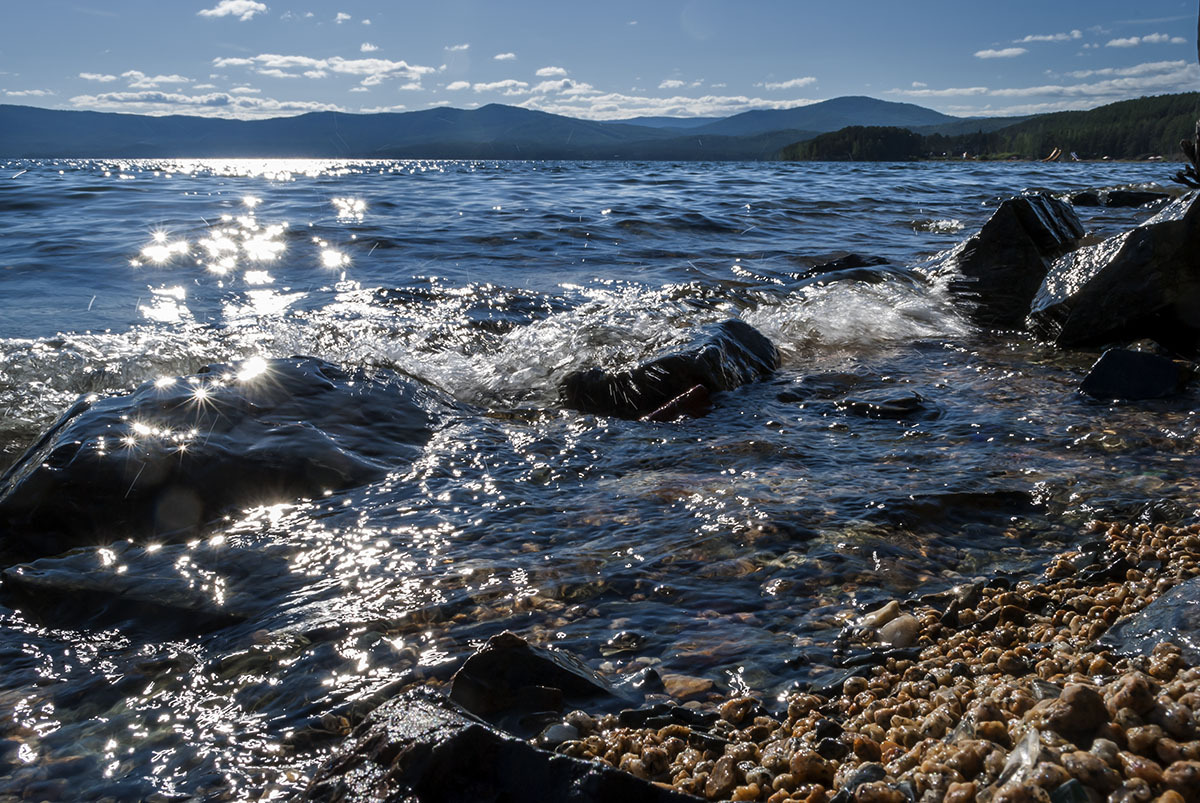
[557,519,1200,803]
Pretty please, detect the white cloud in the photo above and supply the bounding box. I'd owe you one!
[361,43,378,52]
[912,81,928,88]
[1107,37,1141,47]
[758,76,818,91]
[494,52,517,61]
[472,79,529,95]
[122,71,192,89]
[69,89,345,118]
[214,53,437,88]
[361,18,371,25]
[710,82,726,88]
[518,88,818,121]
[79,72,118,82]
[445,43,469,52]
[535,66,567,78]
[194,83,217,90]
[360,104,408,113]
[446,81,470,91]
[658,79,685,89]
[335,12,351,23]
[197,0,268,22]
[349,86,368,93]
[5,89,55,97]
[975,47,1028,59]
[887,59,1200,113]
[1142,33,1171,44]
[1016,30,1082,43]
[229,86,261,94]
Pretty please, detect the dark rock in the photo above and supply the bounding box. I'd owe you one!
[303,689,701,802]
[934,193,1084,329]
[1079,348,1193,400]
[1103,190,1171,208]
[836,389,939,420]
[777,372,871,403]
[1070,192,1103,207]
[1028,193,1200,356]
[449,632,627,736]
[1098,576,1200,665]
[800,253,890,276]
[561,319,780,419]
[0,357,454,560]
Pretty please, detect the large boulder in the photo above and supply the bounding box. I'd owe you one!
[0,357,454,560]
[561,319,780,420]
[934,194,1084,329]
[303,689,702,802]
[1028,192,1200,355]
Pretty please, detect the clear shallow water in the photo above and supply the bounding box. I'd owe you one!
[0,158,1197,800]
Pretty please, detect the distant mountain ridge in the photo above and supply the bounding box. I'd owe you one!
[0,96,1035,160]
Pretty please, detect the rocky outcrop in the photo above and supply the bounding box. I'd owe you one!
[934,194,1084,329]
[561,319,780,420]
[0,357,455,560]
[1079,349,1194,400]
[1028,193,1200,355]
[303,689,702,803]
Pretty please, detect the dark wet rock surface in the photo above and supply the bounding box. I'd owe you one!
[561,319,780,419]
[1028,192,1200,356]
[0,357,455,560]
[449,631,631,737]
[835,389,940,421]
[303,689,702,802]
[1070,190,1171,209]
[1098,576,1200,664]
[934,193,1084,329]
[1,539,286,633]
[1080,348,1194,400]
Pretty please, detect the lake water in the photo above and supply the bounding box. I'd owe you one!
[0,158,1197,800]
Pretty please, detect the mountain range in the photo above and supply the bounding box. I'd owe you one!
[0,96,1027,160]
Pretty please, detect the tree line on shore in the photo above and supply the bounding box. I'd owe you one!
[779,92,1200,161]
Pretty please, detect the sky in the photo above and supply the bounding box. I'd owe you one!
[2,0,1198,121]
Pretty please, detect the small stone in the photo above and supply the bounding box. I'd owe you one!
[1039,683,1108,738]
[1061,750,1121,792]
[721,696,759,725]
[854,781,905,803]
[877,614,920,648]
[1162,760,1200,803]
[1107,673,1158,716]
[706,755,740,800]
[661,673,714,699]
[945,781,977,803]
[861,601,902,629]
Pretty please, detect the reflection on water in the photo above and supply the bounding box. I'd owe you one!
[0,158,1196,799]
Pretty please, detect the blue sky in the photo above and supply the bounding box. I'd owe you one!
[2,0,1197,120]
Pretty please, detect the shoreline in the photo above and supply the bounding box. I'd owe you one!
[554,518,1200,802]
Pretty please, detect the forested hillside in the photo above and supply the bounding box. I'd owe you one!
[780,93,1200,161]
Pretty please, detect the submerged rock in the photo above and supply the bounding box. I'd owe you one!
[836,389,940,420]
[1,539,285,632]
[1028,192,1200,355]
[0,357,455,560]
[1104,189,1171,208]
[561,319,780,420]
[303,689,701,802]
[1079,349,1193,400]
[934,193,1084,329]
